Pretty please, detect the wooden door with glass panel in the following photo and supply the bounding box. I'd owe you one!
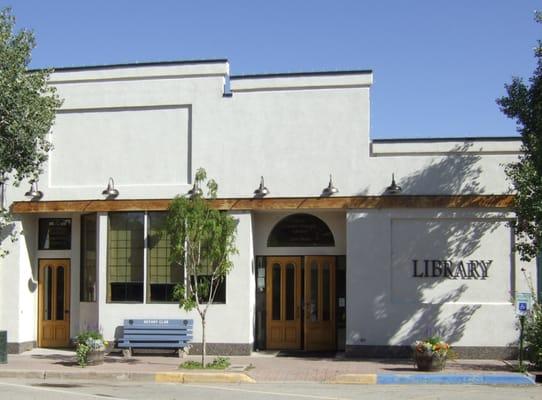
[266,257,302,350]
[304,256,336,351]
[38,259,71,347]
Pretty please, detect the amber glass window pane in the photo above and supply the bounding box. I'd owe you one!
[285,263,295,320]
[44,266,52,321]
[80,214,97,302]
[272,264,281,320]
[322,263,330,321]
[56,267,65,321]
[310,261,318,322]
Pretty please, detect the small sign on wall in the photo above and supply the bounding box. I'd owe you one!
[515,292,532,316]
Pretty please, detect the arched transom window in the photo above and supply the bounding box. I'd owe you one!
[267,213,335,247]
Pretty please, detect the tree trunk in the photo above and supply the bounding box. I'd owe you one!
[201,316,206,366]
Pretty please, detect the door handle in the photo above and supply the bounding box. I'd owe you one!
[65,310,70,315]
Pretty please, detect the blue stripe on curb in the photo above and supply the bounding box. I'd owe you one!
[376,374,535,385]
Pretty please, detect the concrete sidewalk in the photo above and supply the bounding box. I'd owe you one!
[0,348,536,385]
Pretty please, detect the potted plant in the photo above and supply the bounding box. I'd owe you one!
[75,331,108,367]
[412,336,451,371]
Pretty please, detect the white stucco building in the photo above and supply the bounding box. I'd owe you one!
[0,59,538,358]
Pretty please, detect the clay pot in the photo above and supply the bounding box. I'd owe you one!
[414,352,447,371]
[86,349,105,366]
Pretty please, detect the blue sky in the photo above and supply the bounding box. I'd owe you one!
[5,0,540,139]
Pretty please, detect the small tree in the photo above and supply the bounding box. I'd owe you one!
[498,11,542,370]
[167,168,237,365]
[497,11,542,262]
[0,7,62,256]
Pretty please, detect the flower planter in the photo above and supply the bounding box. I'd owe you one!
[86,350,105,366]
[414,352,447,371]
[75,331,108,367]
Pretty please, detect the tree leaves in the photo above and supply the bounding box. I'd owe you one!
[0,8,61,184]
[497,12,542,261]
[0,7,62,256]
[166,168,238,313]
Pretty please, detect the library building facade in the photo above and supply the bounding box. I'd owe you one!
[0,59,538,358]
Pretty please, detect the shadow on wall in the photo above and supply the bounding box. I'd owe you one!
[0,220,17,255]
[397,144,484,195]
[380,219,496,347]
[357,143,509,351]
[383,283,482,346]
[354,186,370,197]
[20,217,38,287]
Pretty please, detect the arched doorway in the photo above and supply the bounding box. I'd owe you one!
[263,214,338,351]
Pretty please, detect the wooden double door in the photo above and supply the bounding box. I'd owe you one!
[38,259,71,347]
[266,256,336,351]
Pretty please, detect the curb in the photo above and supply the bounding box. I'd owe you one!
[325,373,535,386]
[155,372,255,384]
[376,373,536,385]
[0,370,156,382]
[0,370,254,384]
[0,370,536,385]
[328,374,377,384]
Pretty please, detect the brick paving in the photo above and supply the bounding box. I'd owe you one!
[0,348,516,382]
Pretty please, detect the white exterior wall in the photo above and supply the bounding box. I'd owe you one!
[2,61,520,202]
[41,64,227,200]
[346,209,534,348]
[0,219,29,346]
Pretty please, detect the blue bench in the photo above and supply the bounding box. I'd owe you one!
[118,319,193,357]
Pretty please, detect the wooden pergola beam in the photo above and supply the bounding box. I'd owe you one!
[10,195,515,214]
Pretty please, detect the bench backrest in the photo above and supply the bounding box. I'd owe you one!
[124,319,193,331]
[119,319,193,349]
[123,319,193,341]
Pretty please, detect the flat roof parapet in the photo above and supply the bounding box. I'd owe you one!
[37,60,373,90]
[371,136,522,156]
[47,59,230,83]
[230,70,373,92]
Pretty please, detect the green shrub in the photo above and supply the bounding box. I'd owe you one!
[524,300,542,369]
[179,360,204,369]
[206,356,230,369]
[75,343,92,367]
[179,356,231,370]
[75,331,104,345]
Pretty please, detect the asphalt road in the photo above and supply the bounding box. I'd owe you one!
[0,379,540,400]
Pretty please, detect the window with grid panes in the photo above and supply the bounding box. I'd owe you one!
[107,212,144,302]
[190,275,226,303]
[189,254,226,304]
[80,213,97,302]
[147,212,184,302]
